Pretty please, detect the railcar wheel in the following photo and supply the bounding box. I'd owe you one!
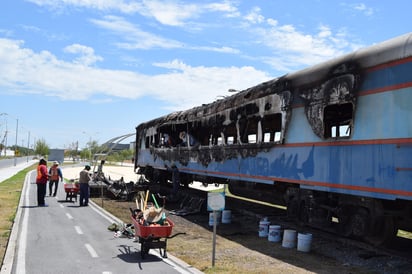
[286,199,299,219]
[350,208,369,238]
[298,202,309,225]
[363,216,397,246]
[338,207,369,238]
[337,209,352,237]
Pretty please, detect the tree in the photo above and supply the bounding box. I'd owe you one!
[88,140,100,156]
[65,141,79,162]
[34,138,49,157]
[80,148,91,161]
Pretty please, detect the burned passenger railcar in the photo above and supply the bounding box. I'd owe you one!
[135,33,412,245]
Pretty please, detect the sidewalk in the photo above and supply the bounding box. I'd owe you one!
[0,159,37,183]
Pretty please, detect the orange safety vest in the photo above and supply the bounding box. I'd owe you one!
[50,166,59,181]
[36,165,43,181]
[36,165,48,182]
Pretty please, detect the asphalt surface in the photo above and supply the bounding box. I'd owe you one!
[0,158,202,274]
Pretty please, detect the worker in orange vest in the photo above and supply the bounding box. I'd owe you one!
[48,161,63,197]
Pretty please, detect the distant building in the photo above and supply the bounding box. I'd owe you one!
[107,143,131,152]
[3,149,15,157]
[48,149,64,164]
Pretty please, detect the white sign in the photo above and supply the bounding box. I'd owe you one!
[207,192,225,211]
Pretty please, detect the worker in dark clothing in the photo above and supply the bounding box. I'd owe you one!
[79,165,92,206]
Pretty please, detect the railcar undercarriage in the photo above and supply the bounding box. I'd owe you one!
[228,180,410,246]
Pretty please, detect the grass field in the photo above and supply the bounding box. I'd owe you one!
[0,164,36,265]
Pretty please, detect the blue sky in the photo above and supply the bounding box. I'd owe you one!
[0,0,410,150]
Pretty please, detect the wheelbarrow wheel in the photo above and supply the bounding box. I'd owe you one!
[140,242,149,259]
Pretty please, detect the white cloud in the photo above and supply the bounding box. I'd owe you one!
[90,16,184,50]
[28,0,241,26]
[244,7,264,24]
[151,59,270,110]
[140,0,200,26]
[63,44,103,66]
[206,1,240,17]
[0,38,270,110]
[27,0,145,14]
[352,3,375,16]
[91,15,241,54]
[244,17,362,71]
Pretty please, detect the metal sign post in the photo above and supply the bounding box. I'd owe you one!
[207,192,225,267]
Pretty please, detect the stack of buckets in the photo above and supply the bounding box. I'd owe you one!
[259,218,312,252]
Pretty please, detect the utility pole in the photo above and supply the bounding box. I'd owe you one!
[27,131,30,162]
[14,118,18,166]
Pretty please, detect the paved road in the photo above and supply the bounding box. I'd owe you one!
[0,160,201,274]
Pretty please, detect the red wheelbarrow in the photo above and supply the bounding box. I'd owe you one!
[64,183,79,202]
[131,211,185,259]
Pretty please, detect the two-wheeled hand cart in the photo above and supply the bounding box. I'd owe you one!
[64,182,79,202]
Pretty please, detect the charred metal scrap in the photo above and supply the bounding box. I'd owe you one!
[91,174,142,200]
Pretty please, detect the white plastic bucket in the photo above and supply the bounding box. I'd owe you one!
[221,210,232,224]
[258,221,270,237]
[209,212,221,226]
[282,229,297,248]
[297,233,312,252]
[268,225,281,242]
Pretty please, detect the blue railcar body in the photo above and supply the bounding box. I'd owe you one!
[135,33,412,240]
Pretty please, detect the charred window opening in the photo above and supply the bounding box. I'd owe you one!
[145,136,149,148]
[261,113,282,143]
[242,116,259,144]
[145,134,159,148]
[224,123,237,145]
[300,71,359,140]
[209,131,220,146]
[324,103,353,139]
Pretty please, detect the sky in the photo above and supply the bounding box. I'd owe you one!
[0,0,410,150]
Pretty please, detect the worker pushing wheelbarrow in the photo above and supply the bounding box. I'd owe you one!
[130,191,185,259]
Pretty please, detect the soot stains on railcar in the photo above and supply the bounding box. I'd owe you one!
[138,78,293,168]
[298,62,362,139]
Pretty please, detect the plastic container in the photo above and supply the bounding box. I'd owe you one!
[209,212,221,226]
[268,225,281,242]
[297,233,312,252]
[282,229,297,248]
[221,210,232,224]
[258,220,270,237]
